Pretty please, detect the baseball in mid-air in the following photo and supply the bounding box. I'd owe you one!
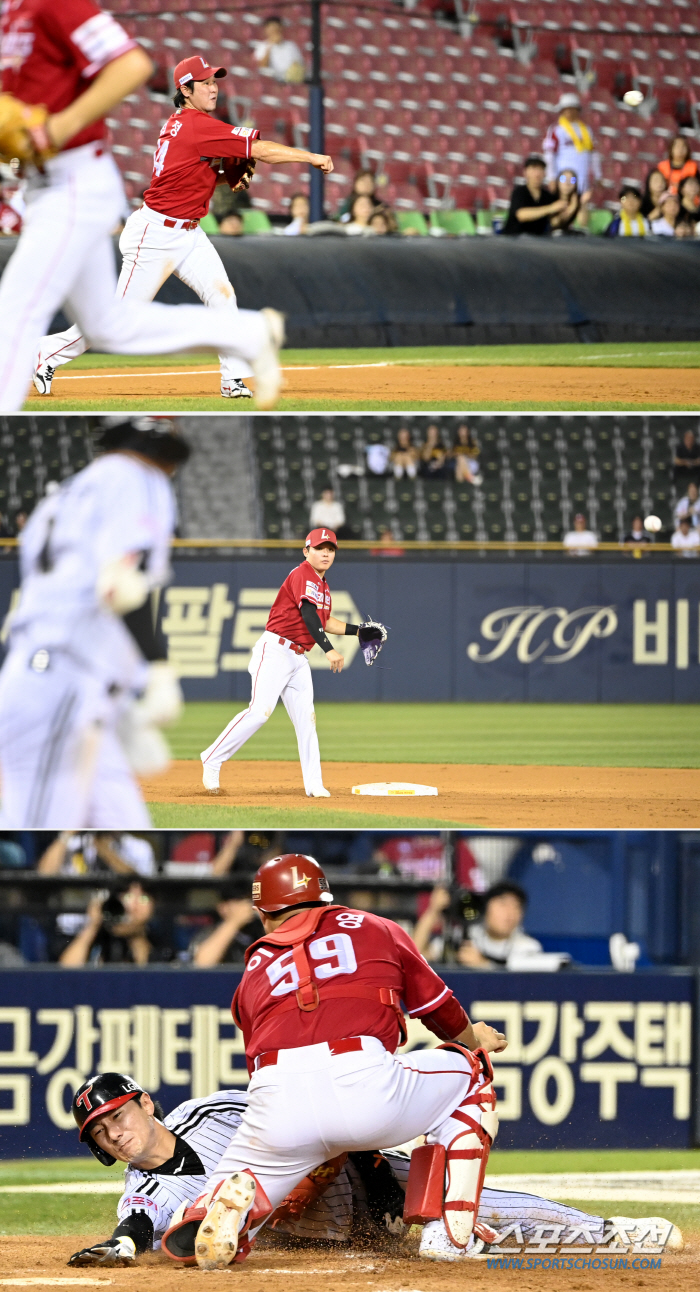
[644,515,662,532]
[623,90,644,107]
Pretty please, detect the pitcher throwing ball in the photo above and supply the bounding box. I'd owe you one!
[163,852,508,1270]
[200,529,385,798]
[33,53,333,401]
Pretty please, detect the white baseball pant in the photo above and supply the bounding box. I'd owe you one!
[0,143,268,411]
[200,631,324,795]
[0,648,151,828]
[36,204,251,383]
[208,1036,488,1222]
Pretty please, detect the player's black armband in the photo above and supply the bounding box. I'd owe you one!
[300,600,334,653]
[112,1211,154,1255]
[344,623,359,636]
[122,596,167,663]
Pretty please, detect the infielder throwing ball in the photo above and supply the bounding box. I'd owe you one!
[67,1071,680,1268]
[0,419,186,828]
[0,1,285,411]
[33,53,333,401]
[200,529,387,798]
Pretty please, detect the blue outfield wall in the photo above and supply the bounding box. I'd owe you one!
[1,556,699,701]
[0,968,694,1156]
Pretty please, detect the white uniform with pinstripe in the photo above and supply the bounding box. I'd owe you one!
[0,452,174,827]
[116,1091,604,1249]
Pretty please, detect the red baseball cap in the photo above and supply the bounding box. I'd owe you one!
[305,528,338,548]
[174,56,227,88]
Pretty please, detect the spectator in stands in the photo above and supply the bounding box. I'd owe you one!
[676,174,700,233]
[338,170,382,222]
[641,168,666,222]
[391,428,420,479]
[675,220,695,239]
[549,169,583,234]
[674,428,700,485]
[367,206,397,236]
[606,185,649,237]
[413,881,543,970]
[190,890,259,966]
[284,192,309,236]
[658,136,698,195]
[365,441,392,476]
[623,515,651,545]
[563,513,598,554]
[14,511,27,532]
[345,194,376,234]
[253,15,305,83]
[219,211,244,236]
[674,481,700,528]
[58,883,171,966]
[420,424,448,478]
[651,191,680,237]
[0,510,13,538]
[451,425,482,485]
[671,515,700,556]
[543,93,598,202]
[0,838,28,868]
[502,156,569,236]
[39,832,156,877]
[370,525,405,557]
[309,486,346,535]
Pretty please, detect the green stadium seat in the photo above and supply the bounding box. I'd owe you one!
[433,210,477,236]
[243,209,272,234]
[588,209,613,235]
[397,211,429,236]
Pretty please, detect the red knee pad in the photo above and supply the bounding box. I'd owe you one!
[403,1143,446,1225]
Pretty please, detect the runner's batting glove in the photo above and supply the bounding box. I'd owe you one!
[0,94,57,170]
[68,1236,136,1267]
[358,619,388,666]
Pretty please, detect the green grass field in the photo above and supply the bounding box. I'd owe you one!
[146,699,698,826]
[165,701,700,768]
[1,1151,698,1236]
[27,340,700,412]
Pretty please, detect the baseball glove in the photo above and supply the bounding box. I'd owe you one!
[358,617,388,666]
[222,156,256,192]
[68,1237,136,1267]
[0,94,56,169]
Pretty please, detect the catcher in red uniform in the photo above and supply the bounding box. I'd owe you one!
[162,853,507,1270]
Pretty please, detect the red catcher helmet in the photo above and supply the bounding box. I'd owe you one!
[252,854,333,914]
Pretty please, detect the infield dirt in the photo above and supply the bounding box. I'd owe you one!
[140,760,700,827]
[25,362,700,406]
[1,1235,697,1292]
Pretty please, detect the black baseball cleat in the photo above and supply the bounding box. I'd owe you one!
[33,362,55,395]
[221,378,253,399]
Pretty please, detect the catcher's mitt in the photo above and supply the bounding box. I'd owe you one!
[0,94,55,169]
[222,156,256,192]
[358,617,388,666]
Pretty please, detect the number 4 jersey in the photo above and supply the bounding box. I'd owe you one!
[142,110,260,221]
[233,905,467,1062]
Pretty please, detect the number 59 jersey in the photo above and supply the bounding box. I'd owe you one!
[233,906,455,1060]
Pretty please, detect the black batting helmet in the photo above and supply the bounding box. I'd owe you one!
[95,416,191,467]
[72,1072,145,1166]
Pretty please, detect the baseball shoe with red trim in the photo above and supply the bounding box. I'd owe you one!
[419,1218,504,1261]
[33,361,55,395]
[221,379,253,399]
[194,1172,258,1270]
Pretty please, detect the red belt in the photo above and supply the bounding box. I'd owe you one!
[255,1037,363,1070]
[164,218,199,230]
[279,636,305,655]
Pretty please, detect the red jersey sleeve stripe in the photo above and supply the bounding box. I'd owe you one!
[407,984,451,1017]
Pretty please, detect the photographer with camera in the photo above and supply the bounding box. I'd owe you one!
[58,881,170,965]
[413,880,543,969]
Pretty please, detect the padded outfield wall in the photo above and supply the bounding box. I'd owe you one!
[1,236,699,348]
[1,556,699,702]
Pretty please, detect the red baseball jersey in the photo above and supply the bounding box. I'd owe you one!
[0,0,136,151]
[234,905,454,1060]
[266,561,332,651]
[142,110,259,220]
